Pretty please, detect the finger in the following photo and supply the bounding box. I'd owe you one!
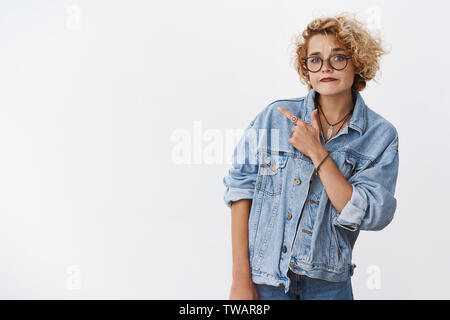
[278,106,304,125]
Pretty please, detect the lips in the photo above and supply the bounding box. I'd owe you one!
[320,77,337,82]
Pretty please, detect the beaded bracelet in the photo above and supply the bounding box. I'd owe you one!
[313,151,333,176]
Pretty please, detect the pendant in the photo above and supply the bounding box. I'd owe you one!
[327,125,333,140]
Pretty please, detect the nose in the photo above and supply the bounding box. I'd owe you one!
[321,58,332,72]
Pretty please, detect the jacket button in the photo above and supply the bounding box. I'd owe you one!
[292,264,302,270]
[279,283,285,288]
[287,213,292,220]
[282,246,287,253]
[310,199,319,204]
[295,179,301,184]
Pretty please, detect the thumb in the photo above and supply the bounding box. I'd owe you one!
[310,109,320,132]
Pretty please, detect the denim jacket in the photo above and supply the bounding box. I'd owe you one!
[223,88,399,293]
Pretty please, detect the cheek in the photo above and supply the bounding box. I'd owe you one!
[339,69,355,85]
[310,73,320,83]
[346,64,356,82]
[342,73,353,84]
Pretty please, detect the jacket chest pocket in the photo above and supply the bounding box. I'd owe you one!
[255,152,288,196]
[343,152,371,179]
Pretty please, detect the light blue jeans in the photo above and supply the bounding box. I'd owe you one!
[254,269,354,300]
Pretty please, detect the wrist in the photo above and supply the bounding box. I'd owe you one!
[311,144,328,166]
[232,267,251,280]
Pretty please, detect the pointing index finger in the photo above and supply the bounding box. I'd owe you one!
[277,106,300,124]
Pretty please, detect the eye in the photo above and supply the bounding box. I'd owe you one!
[332,55,345,61]
[310,57,321,63]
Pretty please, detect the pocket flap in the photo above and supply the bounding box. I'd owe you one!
[345,153,371,176]
[259,152,288,172]
[345,156,357,171]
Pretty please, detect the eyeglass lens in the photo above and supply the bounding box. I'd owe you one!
[305,55,348,72]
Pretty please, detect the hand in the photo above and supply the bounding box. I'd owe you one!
[277,106,323,159]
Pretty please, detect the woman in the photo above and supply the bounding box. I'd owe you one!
[223,13,398,300]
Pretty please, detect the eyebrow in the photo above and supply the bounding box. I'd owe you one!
[308,48,346,56]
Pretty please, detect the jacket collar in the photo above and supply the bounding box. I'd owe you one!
[301,88,367,136]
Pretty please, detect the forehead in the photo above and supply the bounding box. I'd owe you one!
[307,33,347,54]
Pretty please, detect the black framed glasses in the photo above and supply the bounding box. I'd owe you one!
[302,54,351,73]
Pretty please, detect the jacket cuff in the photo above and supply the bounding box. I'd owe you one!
[333,184,367,231]
[224,187,255,209]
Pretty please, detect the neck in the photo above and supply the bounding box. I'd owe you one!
[316,90,354,123]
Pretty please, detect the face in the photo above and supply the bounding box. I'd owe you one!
[305,33,356,96]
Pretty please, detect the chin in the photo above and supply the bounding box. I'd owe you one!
[315,83,349,96]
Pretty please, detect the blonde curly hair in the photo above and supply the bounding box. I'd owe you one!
[290,12,390,92]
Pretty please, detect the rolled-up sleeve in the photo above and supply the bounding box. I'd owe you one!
[333,136,399,231]
[223,116,260,209]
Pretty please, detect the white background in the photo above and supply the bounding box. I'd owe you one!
[0,0,449,299]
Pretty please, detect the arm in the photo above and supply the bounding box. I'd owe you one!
[230,199,252,279]
[279,105,355,219]
[223,120,259,209]
[311,135,399,231]
[229,199,259,300]
[310,146,353,214]
[224,115,262,299]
